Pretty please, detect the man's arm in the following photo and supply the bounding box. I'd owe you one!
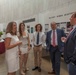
[70,33,76,65]
[61,29,67,42]
[46,32,49,46]
[61,29,66,37]
[46,32,50,51]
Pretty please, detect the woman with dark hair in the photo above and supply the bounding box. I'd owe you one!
[18,22,30,75]
[5,22,22,75]
[32,24,45,72]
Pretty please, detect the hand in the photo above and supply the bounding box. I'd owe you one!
[46,46,49,52]
[70,57,76,65]
[28,46,31,51]
[17,41,22,45]
[19,50,21,55]
[61,37,66,42]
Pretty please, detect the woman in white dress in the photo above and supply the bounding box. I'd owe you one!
[5,22,22,75]
[18,22,30,75]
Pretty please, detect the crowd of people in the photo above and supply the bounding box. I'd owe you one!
[4,12,76,75]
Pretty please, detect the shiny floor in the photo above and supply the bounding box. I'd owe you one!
[0,49,68,75]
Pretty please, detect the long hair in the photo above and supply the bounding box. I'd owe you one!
[19,22,25,36]
[35,24,42,32]
[6,22,17,35]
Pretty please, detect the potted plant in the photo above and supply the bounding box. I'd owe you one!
[0,31,3,37]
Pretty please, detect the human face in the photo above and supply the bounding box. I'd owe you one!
[12,22,17,33]
[70,13,76,26]
[37,25,41,32]
[51,22,57,30]
[21,24,25,31]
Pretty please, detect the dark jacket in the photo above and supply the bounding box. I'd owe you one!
[64,28,76,65]
[46,29,66,51]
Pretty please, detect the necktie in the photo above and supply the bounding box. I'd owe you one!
[36,32,39,44]
[52,30,56,47]
[70,27,73,31]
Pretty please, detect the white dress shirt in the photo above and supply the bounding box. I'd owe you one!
[51,29,58,46]
[66,25,76,41]
[73,25,76,30]
[68,25,76,36]
[32,31,46,46]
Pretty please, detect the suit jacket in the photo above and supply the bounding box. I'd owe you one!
[46,29,66,51]
[64,28,76,65]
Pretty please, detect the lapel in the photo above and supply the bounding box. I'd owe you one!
[67,27,76,39]
[66,28,76,42]
[56,29,59,40]
[49,30,52,39]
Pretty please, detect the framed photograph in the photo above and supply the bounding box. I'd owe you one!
[31,27,33,33]
[45,24,49,32]
[27,25,30,33]
[56,23,60,29]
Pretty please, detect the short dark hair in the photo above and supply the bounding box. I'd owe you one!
[35,24,42,32]
[73,12,76,18]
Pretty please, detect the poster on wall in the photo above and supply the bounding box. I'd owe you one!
[27,26,30,33]
[56,23,60,29]
[60,23,66,32]
[45,24,49,32]
[56,22,67,32]
[31,27,33,33]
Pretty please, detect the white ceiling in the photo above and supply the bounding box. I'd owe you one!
[0,0,75,23]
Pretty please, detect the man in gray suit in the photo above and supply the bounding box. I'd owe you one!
[46,22,66,75]
[64,12,76,75]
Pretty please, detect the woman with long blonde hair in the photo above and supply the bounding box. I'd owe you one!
[5,22,22,75]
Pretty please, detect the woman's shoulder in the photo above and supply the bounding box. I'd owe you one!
[6,33,12,38]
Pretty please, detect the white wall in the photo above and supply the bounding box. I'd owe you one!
[0,24,3,31]
[16,1,76,33]
[0,0,76,37]
[23,14,39,31]
[38,1,76,31]
[0,0,75,23]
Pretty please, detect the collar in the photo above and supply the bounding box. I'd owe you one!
[73,25,76,29]
[52,29,57,31]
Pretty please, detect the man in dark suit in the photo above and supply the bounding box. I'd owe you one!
[46,22,66,75]
[64,12,76,75]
